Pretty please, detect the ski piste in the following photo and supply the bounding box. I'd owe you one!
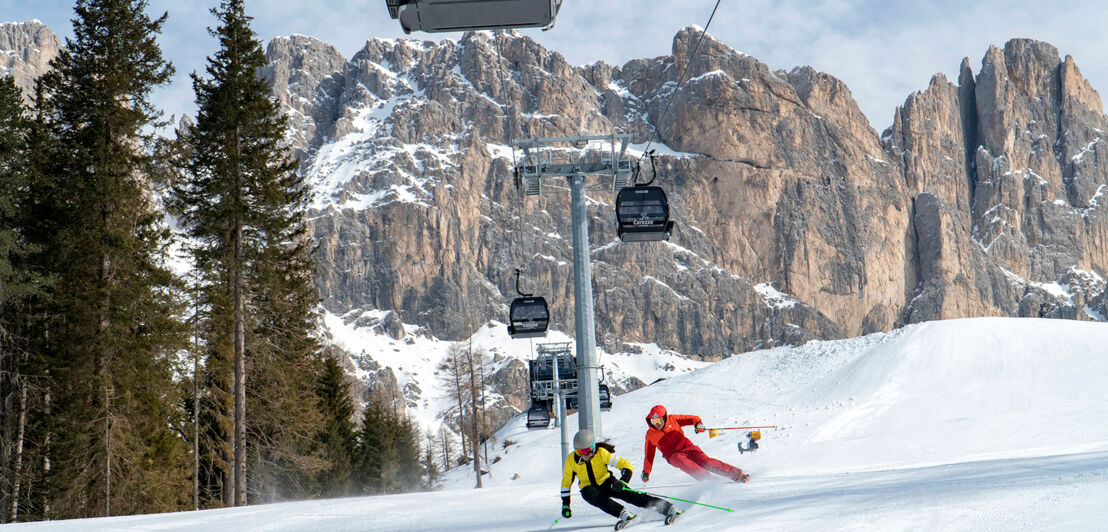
[613,513,635,530]
[613,510,682,530]
[541,516,670,532]
[640,474,755,490]
[543,506,684,531]
[611,508,684,529]
[611,512,677,530]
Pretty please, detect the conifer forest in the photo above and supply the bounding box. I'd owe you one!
[0,1,430,522]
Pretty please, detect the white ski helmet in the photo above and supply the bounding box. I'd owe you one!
[573,429,595,450]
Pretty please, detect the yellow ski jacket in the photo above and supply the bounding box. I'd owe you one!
[560,445,634,500]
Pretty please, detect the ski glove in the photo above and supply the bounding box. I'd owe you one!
[695,422,706,433]
[561,505,572,518]
[641,471,649,482]
[620,468,633,484]
[612,479,629,491]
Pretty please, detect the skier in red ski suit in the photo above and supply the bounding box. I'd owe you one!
[640,404,747,483]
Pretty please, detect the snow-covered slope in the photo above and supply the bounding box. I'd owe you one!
[11,317,1108,531]
[449,317,1108,488]
[324,309,709,438]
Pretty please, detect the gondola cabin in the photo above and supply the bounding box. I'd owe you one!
[615,185,674,242]
[386,0,561,34]
[508,296,549,338]
[598,384,612,411]
[525,402,551,429]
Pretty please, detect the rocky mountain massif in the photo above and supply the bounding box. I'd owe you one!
[3,21,1106,430]
[262,28,1107,359]
[0,21,59,98]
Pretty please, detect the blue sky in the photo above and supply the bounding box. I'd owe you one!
[4,1,1108,130]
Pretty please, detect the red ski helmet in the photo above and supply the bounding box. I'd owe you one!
[646,405,667,427]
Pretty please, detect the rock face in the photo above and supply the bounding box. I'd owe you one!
[4,18,1105,438]
[262,30,1107,373]
[0,21,60,98]
[885,40,1108,322]
[260,35,349,162]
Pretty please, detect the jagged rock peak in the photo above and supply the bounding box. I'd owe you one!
[786,65,870,130]
[353,35,444,72]
[1060,53,1102,115]
[974,39,1103,121]
[268,34,347,59]
[671,25,761,83]
[0,20,61,98]
[987,39,1062,97]
[276,26,1106,365]
[264,34,348,95]
[262,34,349,160]
[885,36,1108,324]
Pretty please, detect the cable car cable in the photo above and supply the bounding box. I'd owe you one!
[638,0,723,163]
[618,3,720,242]
[496,30,549,342]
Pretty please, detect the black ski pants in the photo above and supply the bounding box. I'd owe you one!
[581,478,670,518]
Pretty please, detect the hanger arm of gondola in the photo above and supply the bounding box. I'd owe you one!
[644,149,658,186]
[515,268,533,297]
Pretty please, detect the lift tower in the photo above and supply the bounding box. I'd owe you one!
[512,134,634,440]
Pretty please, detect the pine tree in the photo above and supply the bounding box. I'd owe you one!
[315,354,356,497]
[172,0,324,506]
[439,341,492,486]
[393,416,424,492]
[0,77,37,308]
[27,0,190,518]
[195,308,235,508]
[352,399,426,495]
[0,76,43,524]
[355,400,398,494]
[422,432,440,490]
[438,425,456,473]
[1,85,58,524]
[440,344,470,457]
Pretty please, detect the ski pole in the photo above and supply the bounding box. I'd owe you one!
[623,487,734,512]
[707,425,776,438]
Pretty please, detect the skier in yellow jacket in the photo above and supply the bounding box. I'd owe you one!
[560,429,678,529]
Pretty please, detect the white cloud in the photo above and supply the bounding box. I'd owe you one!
[526,0,1108,128]
[6,0,1108,131]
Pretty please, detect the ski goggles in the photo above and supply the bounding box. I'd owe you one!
[575,445,595,456]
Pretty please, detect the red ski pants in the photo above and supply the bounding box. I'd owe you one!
[667,448,740,481]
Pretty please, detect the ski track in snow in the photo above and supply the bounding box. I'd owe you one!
[9,317,1108,531]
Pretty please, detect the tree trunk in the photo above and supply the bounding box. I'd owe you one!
[1,343,12,523]
[479,360,490,480]
[233,125,247,507]
[10,381,24,521]
[100,248,113,518]
[440,427,450,472]
[104,386,111,517]
[467,344,481,488]
[450,348,466,457]
[192,298,200,511]
[41,391,49,518]
[221,438,232,506]
[0,342,23,524]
